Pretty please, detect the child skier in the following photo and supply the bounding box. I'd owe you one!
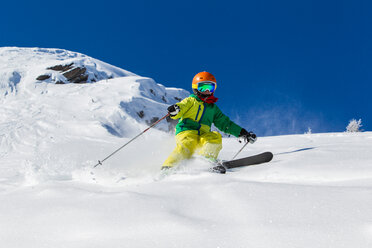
[162,71,257,172]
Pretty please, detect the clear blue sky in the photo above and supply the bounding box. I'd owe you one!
[1,0,371,135]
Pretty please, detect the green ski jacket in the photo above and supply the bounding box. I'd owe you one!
[171,94,242,137]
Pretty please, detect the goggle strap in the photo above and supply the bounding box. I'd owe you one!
[197,81,216,85]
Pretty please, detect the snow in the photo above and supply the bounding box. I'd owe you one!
[1,47,372,247]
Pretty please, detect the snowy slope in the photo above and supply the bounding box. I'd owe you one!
[1,47,372,248]
[1,132,372,248]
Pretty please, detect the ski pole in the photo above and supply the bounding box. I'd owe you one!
[231,141,249,160]
[93,113,170,168]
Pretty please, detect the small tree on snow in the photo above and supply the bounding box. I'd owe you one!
[346,119,363,132]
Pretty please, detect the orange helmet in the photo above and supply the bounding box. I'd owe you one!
[192,71,217,90]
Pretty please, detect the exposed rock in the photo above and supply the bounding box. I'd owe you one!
[36,63,89,84]
[147,117,159,125]
[137,111,145,118]
[63,67,88,83]
[36,75,51,81]
[47,63,74,72]
[174,97,182,101]
[36,59,128,84]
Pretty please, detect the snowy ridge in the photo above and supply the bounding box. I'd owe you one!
[0,47,135,92]
[1,47,372,248]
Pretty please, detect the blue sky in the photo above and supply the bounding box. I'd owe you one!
[1,0,371,135]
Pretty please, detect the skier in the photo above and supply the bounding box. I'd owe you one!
[162,71,257,172]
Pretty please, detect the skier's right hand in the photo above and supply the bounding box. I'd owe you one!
[239,128,257,144]
[167,104,180,117]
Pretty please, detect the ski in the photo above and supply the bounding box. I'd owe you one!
[209,152,273,174]
[222,152,273,169]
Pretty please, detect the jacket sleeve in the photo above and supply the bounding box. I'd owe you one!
[213,106,242,137]
[170,97,194,119]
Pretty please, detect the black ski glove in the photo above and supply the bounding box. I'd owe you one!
[167,104,180,117]
[239,128,257,144]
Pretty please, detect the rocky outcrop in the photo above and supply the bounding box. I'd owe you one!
[36,75,51,81]
[36,63,97,84]
[62,67,88,84]
[47,63,74,72]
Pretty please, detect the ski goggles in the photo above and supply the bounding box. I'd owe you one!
[197,81,216,93]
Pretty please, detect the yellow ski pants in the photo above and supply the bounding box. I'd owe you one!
[162,130,222,168]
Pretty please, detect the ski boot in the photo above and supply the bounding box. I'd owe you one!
[211,164,226,174]
[204,157,226,174]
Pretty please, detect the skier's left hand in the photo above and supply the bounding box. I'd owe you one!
[239,129,257,144]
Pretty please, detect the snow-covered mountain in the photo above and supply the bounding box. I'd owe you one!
[0,47,188,130]
[0,47,189,181]
[1,47,372,248]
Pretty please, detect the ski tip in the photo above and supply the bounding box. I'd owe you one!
[265,152,274,162]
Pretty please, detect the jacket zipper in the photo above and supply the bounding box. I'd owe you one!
[195,105,201,121]
[197,103,206,135]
